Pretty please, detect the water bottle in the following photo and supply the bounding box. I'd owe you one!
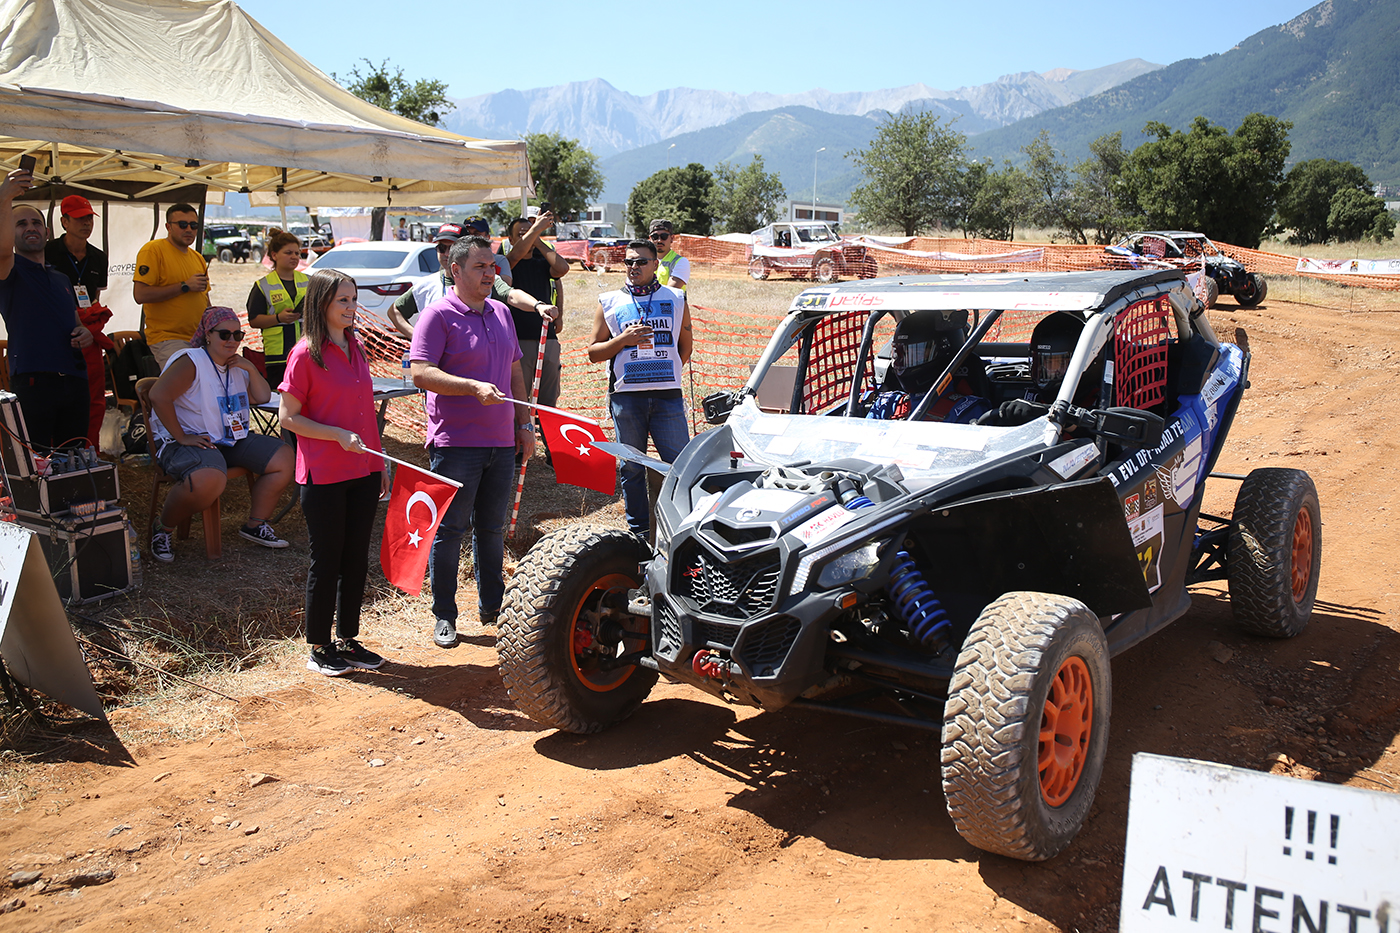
[401,349,411,385]
[125,517,143,589]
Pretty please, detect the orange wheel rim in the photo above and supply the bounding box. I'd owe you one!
[1290,506,1314,603]
[1039,656,1093,807]
[568,573,644,693]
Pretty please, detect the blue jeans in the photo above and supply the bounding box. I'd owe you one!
[609,393,689,536]
[427,445,514,624]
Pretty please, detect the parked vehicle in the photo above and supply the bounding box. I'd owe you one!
[1105,231,1267,308]
[288,222,335,258]
[746,221,877,282]
[554,221,629,269]
[305,241,439,321]
[496,268,1320,862]
[201,224,255,263]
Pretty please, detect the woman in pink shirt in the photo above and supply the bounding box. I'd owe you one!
[279,269,389,677]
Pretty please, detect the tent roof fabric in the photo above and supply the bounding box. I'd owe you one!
[0,0,532,207]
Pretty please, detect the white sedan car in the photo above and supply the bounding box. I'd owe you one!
[306,241,441,323]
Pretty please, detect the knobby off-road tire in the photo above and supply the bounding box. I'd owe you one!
[1203,276,1220,309]
[497,525,657,733]
[1227,468,1321,638]
[813,257,838,283]
[942,592,1111,861]
[1236,273,1268,308]
[748,258,770,281]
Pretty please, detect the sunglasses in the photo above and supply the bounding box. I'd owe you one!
[171,220,201,230]
[623,258,652,267]
[212,329,245,342]
[436,242,453,252]
[649,232,671,240]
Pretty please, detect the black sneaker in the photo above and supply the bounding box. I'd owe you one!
[433,618,458,649]
[239,521,289,549]
[151,529,174,563]
[338,639,384,670]
[479,610,499,628]
[307,644,351,677]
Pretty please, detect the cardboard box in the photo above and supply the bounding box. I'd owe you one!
[18,507,133,604]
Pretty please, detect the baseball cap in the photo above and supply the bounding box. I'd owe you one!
[60,195,97,218]
[463,216,490,236]
[649,219,674,234]
[434,222,464,243]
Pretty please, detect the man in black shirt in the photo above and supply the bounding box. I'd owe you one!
[44,195,112,445]
[502,212,569,409]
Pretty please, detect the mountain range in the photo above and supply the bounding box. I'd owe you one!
[442,0,1399,209]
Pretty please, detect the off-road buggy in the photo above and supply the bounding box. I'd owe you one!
[1105,231,1268,309]
[497,269,1321,861]
[747,221,877,283]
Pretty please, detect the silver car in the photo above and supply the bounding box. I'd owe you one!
[306,241,441,323]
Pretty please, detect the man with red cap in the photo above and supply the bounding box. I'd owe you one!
[45,195,113,444]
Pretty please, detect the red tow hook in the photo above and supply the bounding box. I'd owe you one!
[692,650,729,680]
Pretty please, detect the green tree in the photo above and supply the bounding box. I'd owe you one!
[626,164,716,237]
[1276,159,1389,245]
[1327,187,1396,243]
[1021,131,1092,244]
[524,132,604,218]
[1123,114,1292,249]
[336,59,454,126]
[847,111,968,236]
[1071,132,1134,245]
[961,161,1034,241]
[710,155,787,234]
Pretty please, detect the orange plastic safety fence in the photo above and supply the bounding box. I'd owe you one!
[1114,297,1173,412]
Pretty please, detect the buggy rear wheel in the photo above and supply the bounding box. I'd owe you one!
[589,246,611,272]
[1227,468,1320,638]
[942,592,1111,861]
[813,257,838,283]
[497,525,657,733]
[1236,273,1268,308]
[748,258,770,281]
[1202,276,1220,309]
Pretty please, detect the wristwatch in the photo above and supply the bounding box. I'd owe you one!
[180,282,190,293]
[534,301,546,312]
[516,424,533,433]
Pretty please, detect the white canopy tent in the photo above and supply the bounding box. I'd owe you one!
[0,0,533,332]
[0,0,532,208]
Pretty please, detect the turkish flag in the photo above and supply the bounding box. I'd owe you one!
[539,408,616,494]
[380,464,459,595]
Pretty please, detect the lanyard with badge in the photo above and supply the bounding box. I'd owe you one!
[206,349,249,442]
[66,252,93,308]
[617,291,656,360]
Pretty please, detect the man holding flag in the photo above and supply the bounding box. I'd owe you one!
[410,235,537,649]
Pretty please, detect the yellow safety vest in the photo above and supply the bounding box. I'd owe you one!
[256,270,308,361]
[657,249,686,292]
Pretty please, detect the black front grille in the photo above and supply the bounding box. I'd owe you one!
[675,540,782,620]
[709,522,771,547]
[738,615,802,674]
[695,619,741,649]
[655,599,683,658]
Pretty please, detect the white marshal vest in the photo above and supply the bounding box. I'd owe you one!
[599,284,685,393]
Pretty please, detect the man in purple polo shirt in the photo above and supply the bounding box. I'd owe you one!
[410,235,535,649]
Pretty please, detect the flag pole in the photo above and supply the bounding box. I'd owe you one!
[509,398,600,426]
[509,316,550,538]
[358,446,463,488]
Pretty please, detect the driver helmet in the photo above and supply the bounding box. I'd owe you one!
[1030,312,1090,397]
[891,310,967,396]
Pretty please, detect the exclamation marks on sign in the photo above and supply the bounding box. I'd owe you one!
[1282,806,1339,865]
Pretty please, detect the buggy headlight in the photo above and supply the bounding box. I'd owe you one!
[794,540,884,593]
[816,543,882,589]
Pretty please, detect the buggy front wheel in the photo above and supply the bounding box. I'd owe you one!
[1228,468,1320,638]
[748,258,770,281]
[942,592,1111,860]
[497,525,657,733]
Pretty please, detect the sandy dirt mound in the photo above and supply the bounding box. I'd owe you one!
[1,294,1398,932]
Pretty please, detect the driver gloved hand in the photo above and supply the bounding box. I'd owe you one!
[975,399,1049,426]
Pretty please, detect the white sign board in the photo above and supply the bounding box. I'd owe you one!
[1121,754,1399,932]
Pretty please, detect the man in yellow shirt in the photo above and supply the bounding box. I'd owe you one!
[133,203,211,366]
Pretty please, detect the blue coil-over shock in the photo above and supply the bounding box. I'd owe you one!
[833,478,950,649]
[887,550,952,649]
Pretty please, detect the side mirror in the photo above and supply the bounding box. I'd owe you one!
[703,391,739,425]
[1081,407,1165,448]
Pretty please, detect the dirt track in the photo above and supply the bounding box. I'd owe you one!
[2,293,1399,932]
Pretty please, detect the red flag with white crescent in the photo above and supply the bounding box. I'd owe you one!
[380,464,459,595]
[539,408,616,494]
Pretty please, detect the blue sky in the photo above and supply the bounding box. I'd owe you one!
[239,0,1321,100]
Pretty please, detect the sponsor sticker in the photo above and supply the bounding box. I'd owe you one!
[793,505,856,546]
[1049,442,1099,479]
